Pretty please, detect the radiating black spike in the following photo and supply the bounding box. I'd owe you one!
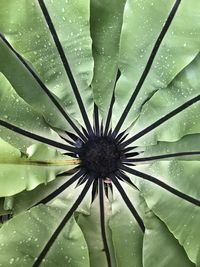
[123,146,137,153]
[115,170,138,189]
[112,0,182,137]
[0,33,86,142]
[124,152,139,158]
[59,134,75,146]
[99,178,112,267]
[123,163,136,167]
[117,133,129,144]
[94,103,100,136]
[104,92,114,136]
[123,151,200,162]
[0,119,76,152]
[100,120,104,136]
[76,174,88,187]
[107,129,112,137]
[65,131,82,143]
[110,175,145,232]
[38,0,94,136]
[121,94,200,148]
[122,165,200,206]
[115,130,127,143]
[33,177,94,267]
[104,182,113,199]
[104,69,121,136]
[82,126,89,139]
[34,169,84,206]
[91,179,98,203]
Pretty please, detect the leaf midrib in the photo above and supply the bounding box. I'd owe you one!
[0,159,80,166]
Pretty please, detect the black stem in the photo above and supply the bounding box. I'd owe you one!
[76,174,88,187]
[117,133,129,144]
[123,146,137,153]
[63,152,76,158]
[124,152,139,158]
[115,130,127,143]
[115,170,138,189]
[122,165,200,206]
[121,94,200,148]
[34,169,84,206]
[94,103,100,136]
[91,179,98,203]
[0,119,76,152]
[99,178,112,267]
[38,0,94,136]
[110,175,145,232]
[104,70,121,136]
[59,135,75,146]
[33,177,94,267]
[0,33,87,142]
[123,151,200,162]
[112,0,181,137]
[100,120,104,136]
[65,131,80,143]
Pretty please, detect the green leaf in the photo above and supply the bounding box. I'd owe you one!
[0,37,80,133]
[0,0,200,266]
[129,161,200,265]
[8,174,76,214]
[0,0,94,124]
[110,183,143,267]
[0,73,65,150]
[131,54,200,146]
[0,205,90,266]
[0,141,76,197]
[140,134,200,161]
[78,196,116,267]
[90,0,126,119]
[143,208,195,267]
[112,0,200,130]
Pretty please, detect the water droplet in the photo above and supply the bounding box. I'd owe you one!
[9,258,14,264]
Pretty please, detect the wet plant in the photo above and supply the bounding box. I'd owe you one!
[0,0,200,266]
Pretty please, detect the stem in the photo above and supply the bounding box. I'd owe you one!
[99,178,112,267]
[0,33,87,142]
[112,0,181,137]
[0,119,75,152]
[122,165,200,206]
[123,151,200,163]
[110,175,145,232]
[38,0,94,136]
[33,177,94,266]
[121,95,200,148]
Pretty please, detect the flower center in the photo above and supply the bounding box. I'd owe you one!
[79,136,121,178]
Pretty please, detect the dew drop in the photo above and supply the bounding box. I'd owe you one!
[9,258,14,264]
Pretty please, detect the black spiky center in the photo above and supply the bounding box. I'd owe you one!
[79,136,121,178]
[2,2,200,267]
